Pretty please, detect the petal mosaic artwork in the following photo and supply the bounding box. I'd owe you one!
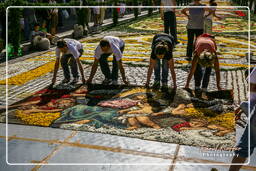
[5,84,236,148]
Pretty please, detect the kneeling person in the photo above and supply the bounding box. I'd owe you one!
[52,39,86,85]
[185,34,221,91]
[145,33,177,89]
[87,36,128,85]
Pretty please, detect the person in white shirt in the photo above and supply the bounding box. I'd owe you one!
[87,36,128,85]
[52,39,85,85]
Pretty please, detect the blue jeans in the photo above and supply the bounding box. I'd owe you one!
[99,45,124,81]
[154,58,169,84]
[194,64,212,90]
[60,49,84,80]
[235,103,256,158]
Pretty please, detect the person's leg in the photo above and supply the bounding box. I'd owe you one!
[161,59,169,85]
[169,11,178,43]
[154,58,161,83]
[111,45,124,81]
[111,55,119,81]
[60,54,72,80]
[194,64,203,89]
[163,11,171,35]
[99,53,112,80]
[201,67,212,91]
[186,29,194,58]
[69,57,79,79]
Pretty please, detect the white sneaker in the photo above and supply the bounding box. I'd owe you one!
[111,80,118,85]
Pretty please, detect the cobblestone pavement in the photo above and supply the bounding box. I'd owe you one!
[0,65,248,106]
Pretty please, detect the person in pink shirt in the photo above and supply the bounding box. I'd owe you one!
[185,34,221,93]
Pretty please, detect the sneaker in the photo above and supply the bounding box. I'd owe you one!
[102,78,112,85]
[61,78,70,84]
[71,77,79,84]
[111,80,118,85]
[153,81,160,89]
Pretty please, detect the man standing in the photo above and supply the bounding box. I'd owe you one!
[184,34,221,92]
[160,0,178,44]
[87,36,128,85]
[52,39,85,85]
[145,33,177,89]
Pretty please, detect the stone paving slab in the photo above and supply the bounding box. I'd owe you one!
[39,165,170,171]
[4,124,73,141]
[69,131,177,156]
[1,123,256,170]
[45,146,172,164]
[4,139,58,164]
[177,145,233,164]
[172,161,251,171]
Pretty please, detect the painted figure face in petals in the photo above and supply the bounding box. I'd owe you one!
[56,98,75,109]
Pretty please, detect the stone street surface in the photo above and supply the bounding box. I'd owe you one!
[1,0,256,170]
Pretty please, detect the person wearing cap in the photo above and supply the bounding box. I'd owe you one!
[145,33,177,89]
[52,38,85,85]
[184,33,221,91]
[87,36,128,85]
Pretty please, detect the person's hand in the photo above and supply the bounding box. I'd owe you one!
[123,78,129,85]
[82,77,86,84]
[173,84,177,89]
[145,81,149,88]
[86,78,92,85]
[184,84,189,89]
[52,77,56,85]
[217,85,222,91]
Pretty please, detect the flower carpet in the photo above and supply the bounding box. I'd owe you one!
[3,84,236,148]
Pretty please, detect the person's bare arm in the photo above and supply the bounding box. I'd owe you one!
[181,8,189,19]
[160,2,164,20]
[87,59,99,84]
[145,58,157,87]
[168,58,177,88]
[185,55,198,89]
[76,58,86,84]
[52,58,60,85]
[204,8,214,18]
[117,60,128,85]
[213,56,221,90]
